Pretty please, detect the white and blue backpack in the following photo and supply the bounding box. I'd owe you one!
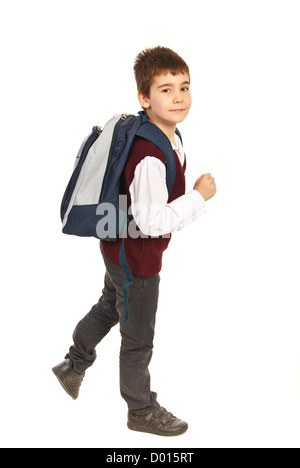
[61,111,183,239]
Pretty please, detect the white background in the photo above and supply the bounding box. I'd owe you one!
[1,0,300,448]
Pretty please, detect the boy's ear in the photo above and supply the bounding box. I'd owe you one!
[137,91,150,109]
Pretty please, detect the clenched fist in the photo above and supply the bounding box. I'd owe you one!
[194,173,217,201]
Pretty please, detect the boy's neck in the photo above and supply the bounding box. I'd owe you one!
[147,115,177,146]
[147,114,177,146]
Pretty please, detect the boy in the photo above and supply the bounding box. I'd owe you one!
[53,46,216,437]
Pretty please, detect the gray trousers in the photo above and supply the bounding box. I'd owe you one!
[66,245,160,412]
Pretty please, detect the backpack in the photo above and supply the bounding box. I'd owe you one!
[61,111,182,241]
[60,110,182,322]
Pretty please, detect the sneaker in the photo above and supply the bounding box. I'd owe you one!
[52,358,85,400]
[127,405,188,436]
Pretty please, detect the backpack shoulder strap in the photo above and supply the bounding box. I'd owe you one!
[120,112,182,323]
[134,112,178,195]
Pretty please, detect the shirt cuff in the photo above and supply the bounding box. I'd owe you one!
[168,189,206,230]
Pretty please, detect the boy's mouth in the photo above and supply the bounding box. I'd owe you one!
[170,109,186,113]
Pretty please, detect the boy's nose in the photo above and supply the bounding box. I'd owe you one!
[173,92,184,103]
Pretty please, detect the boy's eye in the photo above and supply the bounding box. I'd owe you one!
[162,87,190,93]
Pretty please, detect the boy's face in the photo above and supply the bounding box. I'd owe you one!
[138,72,192,131]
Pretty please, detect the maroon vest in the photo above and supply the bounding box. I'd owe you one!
[101,137,186,277]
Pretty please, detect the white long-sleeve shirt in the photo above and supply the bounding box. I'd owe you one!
[128,134,206,237]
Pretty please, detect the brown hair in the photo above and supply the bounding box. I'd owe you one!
[134,46,190,98]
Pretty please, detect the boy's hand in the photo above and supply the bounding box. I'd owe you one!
[194,173,217,201]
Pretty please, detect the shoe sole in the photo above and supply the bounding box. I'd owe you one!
[127,422,188,437]
[52,366,77,400]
